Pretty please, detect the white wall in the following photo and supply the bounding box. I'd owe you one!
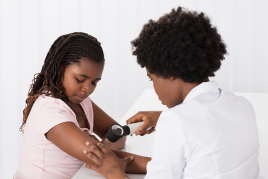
[0,0,267,178]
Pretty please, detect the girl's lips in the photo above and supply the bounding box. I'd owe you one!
[77,96,85,101]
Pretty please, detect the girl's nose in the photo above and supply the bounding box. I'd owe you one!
[82,85,92,95]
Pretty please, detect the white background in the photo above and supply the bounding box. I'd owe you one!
[0,0,267,178]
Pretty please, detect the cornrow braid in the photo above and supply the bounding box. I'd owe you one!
[20,32,104,133]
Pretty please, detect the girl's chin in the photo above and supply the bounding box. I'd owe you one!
[66,97,82,104]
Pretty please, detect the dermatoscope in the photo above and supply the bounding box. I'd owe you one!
[107,122,150,142]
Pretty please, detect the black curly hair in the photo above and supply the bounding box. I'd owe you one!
[131,7,227,83]
[20,32,104,132]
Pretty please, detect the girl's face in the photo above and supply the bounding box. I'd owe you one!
[61,57,104,104]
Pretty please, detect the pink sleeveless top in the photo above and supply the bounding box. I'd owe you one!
[13,94,94,179]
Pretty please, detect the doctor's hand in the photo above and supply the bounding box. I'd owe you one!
[84,143,134,179]
[126,111,162,136]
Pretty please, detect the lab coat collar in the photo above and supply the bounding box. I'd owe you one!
[183,81,220,104]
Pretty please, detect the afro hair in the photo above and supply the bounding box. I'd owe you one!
[131,6,227,83]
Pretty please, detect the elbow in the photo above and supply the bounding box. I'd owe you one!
[102,136,126,150]
[117,136,127,150]
[112,136,126,150]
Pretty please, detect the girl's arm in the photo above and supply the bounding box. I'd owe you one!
[91,101,151,173]
[45,122,150,173]
[84,143,151,178]
[111,149,150,173]
[46,122,105,165]
[91,101,126,150]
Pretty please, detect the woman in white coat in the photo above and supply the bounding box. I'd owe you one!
[82,6,260,179]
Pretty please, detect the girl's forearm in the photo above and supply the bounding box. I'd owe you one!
[111,149,151,174]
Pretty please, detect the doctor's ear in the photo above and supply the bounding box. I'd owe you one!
[169,76,176,81]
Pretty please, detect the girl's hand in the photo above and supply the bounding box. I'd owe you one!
[126,111,162,136]
[83,130,101,142]
[84,143,134,179]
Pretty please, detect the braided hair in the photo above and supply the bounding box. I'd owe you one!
[20,32,104,133]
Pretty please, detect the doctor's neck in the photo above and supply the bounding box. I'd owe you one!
[147,69,209,108]
[176,78,209,106]
[180,78,209,102]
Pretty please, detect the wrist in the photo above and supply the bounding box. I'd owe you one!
[106,168,129,179]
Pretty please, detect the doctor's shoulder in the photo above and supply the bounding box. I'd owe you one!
[222,90,256,117]
[163,99,204,119]
[156,104,195,130]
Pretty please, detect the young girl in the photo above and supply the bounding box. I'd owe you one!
[83,7,260,179]
[13,32,151,179]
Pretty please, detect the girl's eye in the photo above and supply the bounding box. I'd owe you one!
[76,78,84,83]
[92,81,97,85]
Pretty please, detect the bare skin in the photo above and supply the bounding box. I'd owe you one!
[146,68,206,108]
[58,57,124,150]
[85,143,151,178]
[84,67,209,177]
[46,122,150,171]
[126,111,161,136]
[84,143,134,179]
[45,57,151,174]
[127,68,209,135]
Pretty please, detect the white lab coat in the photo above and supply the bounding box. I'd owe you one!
[145,81,259,179]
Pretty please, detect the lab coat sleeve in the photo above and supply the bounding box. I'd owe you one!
[145,111,189,179]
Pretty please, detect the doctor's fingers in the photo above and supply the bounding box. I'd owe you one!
[139,127,156,136]
[135,119,154,135]
[85,141,104,160]
[126,113,144,125]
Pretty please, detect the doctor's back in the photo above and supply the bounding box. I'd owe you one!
[145,81,260,179]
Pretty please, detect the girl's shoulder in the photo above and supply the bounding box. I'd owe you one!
[34,94,75,116]
[35,95,93,115]
[30,94,76,135]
